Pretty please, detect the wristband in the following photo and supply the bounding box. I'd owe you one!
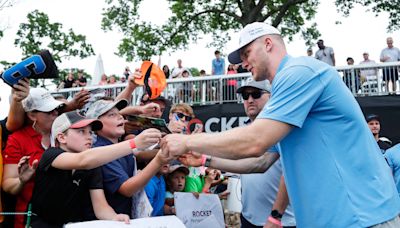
[268,216,282,227]
[129,139,137,149]
[201,154,207,166]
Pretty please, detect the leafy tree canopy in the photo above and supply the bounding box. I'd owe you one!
[102,0,400,62]
[11,10,95,87]
[335,0,400,32]
[101,0,319,61]
[15,10,95,62]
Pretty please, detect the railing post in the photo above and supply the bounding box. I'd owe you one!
[219,77,223,104]
[351,69,356,95]
[377,69,383,94]
[202,81,206,105]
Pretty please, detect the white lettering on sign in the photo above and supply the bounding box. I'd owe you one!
[204,116,248,132]
[192,210,212,217]
[221,117,237,130]
[205,117,219,132]
[238,116,248,126]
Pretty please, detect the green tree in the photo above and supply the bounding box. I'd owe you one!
[335,0,400,31]
[14,10,95,87]
[190,67,200,77]
[102,0,400,62]
[0,60,15,69]
[102,0,320,61]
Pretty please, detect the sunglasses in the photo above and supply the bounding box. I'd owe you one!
[241,91,266,100]
[175,112,193,121]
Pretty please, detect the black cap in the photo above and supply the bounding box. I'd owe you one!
[366,114,380,123]
[141,94,171,107]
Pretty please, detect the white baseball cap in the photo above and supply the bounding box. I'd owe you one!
[22,88,64,112]
[228,22,280,64]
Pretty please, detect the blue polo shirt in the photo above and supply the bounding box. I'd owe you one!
[212,58,225,75]
[257,55,400,227]
[144,175,166,216]
[385,144,400,196]
[93,135,135,216]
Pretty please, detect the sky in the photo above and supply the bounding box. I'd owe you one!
[0,0,399,118]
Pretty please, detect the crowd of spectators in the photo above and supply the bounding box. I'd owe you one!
[64,38,398,104]
[57,35,400,99]
[308,37,400,94]
[1,70,397,227]
[58,70,87,89]
[0,73,239,227]
[2,26,400,227]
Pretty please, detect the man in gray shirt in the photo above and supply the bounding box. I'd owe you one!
[315,39,335,66]
[380,37,400,92]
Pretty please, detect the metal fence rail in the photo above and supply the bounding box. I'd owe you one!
[336,61,400,96]
[53,62,400,105]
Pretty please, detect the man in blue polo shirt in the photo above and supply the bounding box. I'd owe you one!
[212,50,225,75]
[385,144,400,196]
[162,22,400,227]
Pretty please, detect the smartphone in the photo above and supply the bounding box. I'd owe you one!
[194,123,203,132]
[126,115,171,134]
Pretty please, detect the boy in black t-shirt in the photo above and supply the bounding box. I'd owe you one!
[30,110,165,227]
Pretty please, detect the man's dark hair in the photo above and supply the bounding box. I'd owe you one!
[214,50,220,55]
[346,57,354,62]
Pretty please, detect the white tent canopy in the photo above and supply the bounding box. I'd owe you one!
[92,54,105,85]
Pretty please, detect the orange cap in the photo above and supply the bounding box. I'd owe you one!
[136,61,167,100]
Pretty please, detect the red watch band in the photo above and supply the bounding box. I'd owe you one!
[268,216,282,227]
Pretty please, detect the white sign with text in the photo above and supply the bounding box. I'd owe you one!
[174,192,224,228]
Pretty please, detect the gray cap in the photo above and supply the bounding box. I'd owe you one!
[51,110,103,146]
[236,78,271,93]
[86,99,128,119]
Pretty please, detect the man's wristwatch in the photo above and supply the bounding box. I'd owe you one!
[271,210,283,220]
[204,155,212,167]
